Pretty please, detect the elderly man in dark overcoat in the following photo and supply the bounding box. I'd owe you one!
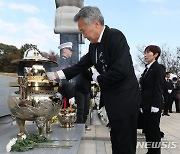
[47,6,141,154]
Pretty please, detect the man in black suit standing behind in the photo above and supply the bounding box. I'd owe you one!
[169,77,180,113]
[162,72,173,116]
[47,6,141,154]
[140,45,165,154]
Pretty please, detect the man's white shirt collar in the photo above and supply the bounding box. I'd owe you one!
[97,26,105,43]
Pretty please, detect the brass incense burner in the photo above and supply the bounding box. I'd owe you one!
[8,48,63,136]
[58,108,77,128]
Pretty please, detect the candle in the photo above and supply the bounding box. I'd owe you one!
[63,98,67,109]
[70,104,72,109]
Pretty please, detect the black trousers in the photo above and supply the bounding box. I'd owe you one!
[75,91,90,123]
[169,96,179,112]
[163,93,171,114]
[143,110,161,154]
[109,114,138,154]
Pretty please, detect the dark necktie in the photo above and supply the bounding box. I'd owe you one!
[143,67,148,77]
[95,43,100,63]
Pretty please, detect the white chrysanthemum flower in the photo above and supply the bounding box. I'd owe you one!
[21,134,27,140]
[6,138,17,152]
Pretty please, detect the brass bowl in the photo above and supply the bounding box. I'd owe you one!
[57,108,77,128]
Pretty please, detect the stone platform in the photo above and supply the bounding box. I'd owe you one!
[0,120,84,154]
[78,111,180,154]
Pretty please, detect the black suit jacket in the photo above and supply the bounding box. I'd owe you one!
[63,26,141,120]
[171,82,180,98]
[140,61,165,110]
[163,78,173,96]
[75,69,92,94]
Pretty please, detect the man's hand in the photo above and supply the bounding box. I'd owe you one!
[69,97,75,105]
[46,72,56,80]
[151,107,159,113]
[168,90,172,94]
[92,71,100,82]
[140,108,143,113]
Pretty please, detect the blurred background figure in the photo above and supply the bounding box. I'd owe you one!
[52,42,75,108]
[58,42,73,70]
[169,77,180,113]
[162,72,173,116]
[75,58,92,131]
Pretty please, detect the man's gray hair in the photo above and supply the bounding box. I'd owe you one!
[74,6,104,25]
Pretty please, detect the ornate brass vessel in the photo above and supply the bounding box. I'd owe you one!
[8,48,63,136]
[58,108,77,128]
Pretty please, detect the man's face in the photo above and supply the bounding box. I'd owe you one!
[63,48,73,58]
[166,73,170,79]
[78,18,100,43]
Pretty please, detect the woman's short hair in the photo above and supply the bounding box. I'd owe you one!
[144,45,161,60]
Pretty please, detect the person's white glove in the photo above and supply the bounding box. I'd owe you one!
[46,72,56,80]
[140,108,143,113]
[168,90,172,94]
[69,97,75,105]
[92,71,100,82]
[151,107,159,113]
